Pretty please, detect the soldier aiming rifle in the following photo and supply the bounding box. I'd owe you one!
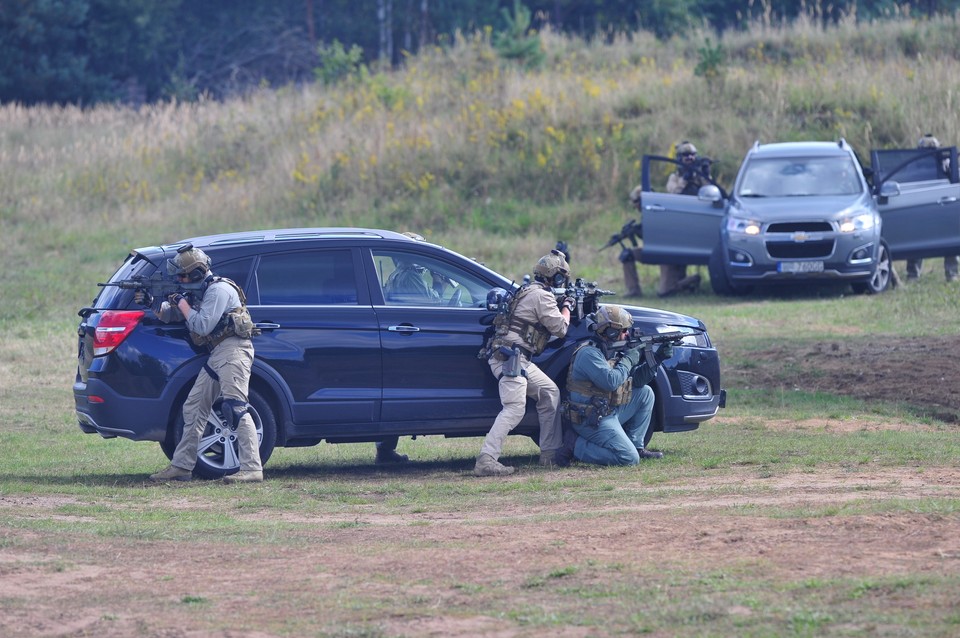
[611,140,709,298]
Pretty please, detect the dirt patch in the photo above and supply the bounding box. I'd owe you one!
[3,466,960,637]
[726,335,960,421]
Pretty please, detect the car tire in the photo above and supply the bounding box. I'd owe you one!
[160,388,277,479]
[708,244,751,296]
[851,240,891,295]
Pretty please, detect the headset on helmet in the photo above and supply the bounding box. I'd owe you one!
[533,249,570,288]
[166,244,211,282]
[588,304,633,342]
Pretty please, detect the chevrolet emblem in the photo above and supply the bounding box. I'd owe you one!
[792,232,810,242]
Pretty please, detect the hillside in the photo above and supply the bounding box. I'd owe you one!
[3,16,960,323]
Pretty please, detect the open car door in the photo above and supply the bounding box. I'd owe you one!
[871,146,960,261]
[637,155,725,265]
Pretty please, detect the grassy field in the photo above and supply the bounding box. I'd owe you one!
[2,13,960,638]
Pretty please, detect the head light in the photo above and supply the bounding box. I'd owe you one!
[839,212,876,233]
[726,216,761,236]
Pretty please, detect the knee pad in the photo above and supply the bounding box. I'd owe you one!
[216,398,249,429]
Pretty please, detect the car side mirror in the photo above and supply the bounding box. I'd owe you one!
[878,181,900,198]
[698,184,722,205]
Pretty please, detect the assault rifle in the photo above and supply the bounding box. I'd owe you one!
[98,273,205,307]
[552,277,616,321]
[600,219,642,255]
[625,328,687,371]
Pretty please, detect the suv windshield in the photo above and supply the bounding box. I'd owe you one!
[738,156,862,198]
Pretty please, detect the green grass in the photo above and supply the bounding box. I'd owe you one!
[3,15,960,638]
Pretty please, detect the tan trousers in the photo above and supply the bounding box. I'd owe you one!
[479,355,562,459]
[172,336,262,472]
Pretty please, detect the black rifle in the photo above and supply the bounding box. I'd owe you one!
[552,277,616,321]
[625,328,687,371]
[681,156,714,182]
[98,273,205,307]
[600,219,642,264]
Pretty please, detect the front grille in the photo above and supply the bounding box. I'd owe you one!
[767,240,835,259]
[767,221,833,233]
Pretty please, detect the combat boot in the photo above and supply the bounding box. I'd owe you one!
[375,449,409,464]
[539,450,559,467]
[555,428,578,467]
[473,453,515,477]
[223,470,264,483]
[149,464,192,482]
[637,448,664,460]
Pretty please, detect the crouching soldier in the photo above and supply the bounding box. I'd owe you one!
[555,304,666,466]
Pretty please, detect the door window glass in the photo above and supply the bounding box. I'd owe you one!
[372,250,492,307]
[257,250,357,305]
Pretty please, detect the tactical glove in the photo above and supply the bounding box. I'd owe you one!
[656,343,674,362]
[167,293,185,306]
[560,296,576,312]
[620,347,642,369]
[134,290,153,307]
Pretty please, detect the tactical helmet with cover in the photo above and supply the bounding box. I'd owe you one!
[677,141,698,157]
[590,304,633,342]
[918,134,940,149]
[533,249,570,288]
[166,244,211,282]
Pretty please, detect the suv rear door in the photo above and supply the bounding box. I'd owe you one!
[245,246,383,433]
[871,146,960,260]
[638,155,724,265]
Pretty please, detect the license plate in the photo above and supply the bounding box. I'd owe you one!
[778,260,824,273]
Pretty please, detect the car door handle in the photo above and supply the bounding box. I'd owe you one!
[644,204,665,211]
[255,322,281,330]
[388,325,420,333]
[939,196,958,205]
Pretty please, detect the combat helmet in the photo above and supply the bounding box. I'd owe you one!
[533,249,570,288]
[590,304,633,342]
[166,244,211,282]
[677,140,698,157]
[918,134,940,149]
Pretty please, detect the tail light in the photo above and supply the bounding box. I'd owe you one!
[93,310,144,356]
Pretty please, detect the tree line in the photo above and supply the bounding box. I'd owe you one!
[2,0,957,106]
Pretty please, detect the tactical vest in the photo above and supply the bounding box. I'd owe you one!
[561,342,633,427]
[189,277,260,349]
[488,283,552,356]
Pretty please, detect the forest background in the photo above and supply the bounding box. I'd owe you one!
[3,0,960,105]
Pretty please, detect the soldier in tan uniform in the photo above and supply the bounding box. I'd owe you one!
[474,250,574,476]
[142,246,264,484]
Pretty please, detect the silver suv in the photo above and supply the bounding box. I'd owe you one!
[638,140,960,294]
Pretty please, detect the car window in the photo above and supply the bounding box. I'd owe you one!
[216,258,255,291]
[872,149,947,184]
[737,156,862,197]
[372,249,491,307]
[256,249,358,305]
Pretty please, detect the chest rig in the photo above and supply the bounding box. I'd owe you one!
[189,277,260,349]
[561,342,633,427]
[480,283,552,360]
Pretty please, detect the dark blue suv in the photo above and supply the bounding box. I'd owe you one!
[75,228,725,477]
